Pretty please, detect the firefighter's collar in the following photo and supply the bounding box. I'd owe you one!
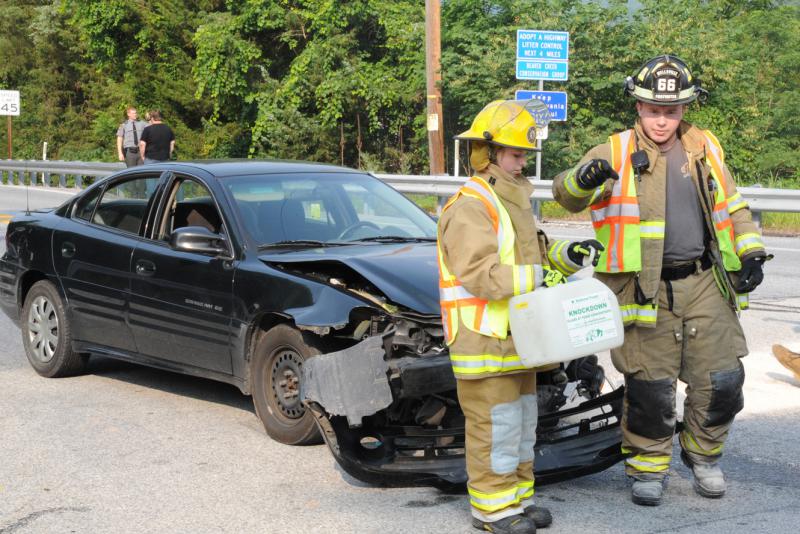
[481,164,533,209]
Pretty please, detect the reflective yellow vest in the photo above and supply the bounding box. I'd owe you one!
[437,176,517,346]
[590,129,751,312]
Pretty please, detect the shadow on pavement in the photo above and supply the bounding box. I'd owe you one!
[87,355,255,414]
[766,371,800,388]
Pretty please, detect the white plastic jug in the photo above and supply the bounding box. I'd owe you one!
[508,277,624,368]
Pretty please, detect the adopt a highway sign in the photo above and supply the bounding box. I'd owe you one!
[515,90,568,121]
[515,30,569,81]
[516,30,569,61]
[0,90,20,116]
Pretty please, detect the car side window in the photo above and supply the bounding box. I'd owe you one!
[73,186,103,221]
[92,176,160,234]
[159,178,224,240]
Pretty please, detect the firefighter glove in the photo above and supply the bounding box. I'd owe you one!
[542,267,566,288]
[576,159,619,190]
[734,255,766,293]
[567,239,605,267]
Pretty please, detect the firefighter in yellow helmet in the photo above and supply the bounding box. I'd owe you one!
[553,55,768,506]
[437,99,604,533]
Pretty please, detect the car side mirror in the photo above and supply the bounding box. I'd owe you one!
[170,226,230,256]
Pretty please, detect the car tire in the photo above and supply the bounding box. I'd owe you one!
[252,324,323,445]
[21,280,87,378]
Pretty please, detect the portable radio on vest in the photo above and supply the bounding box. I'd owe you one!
[630,150,649,182]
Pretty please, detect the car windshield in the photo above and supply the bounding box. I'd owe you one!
[223,172,438,246]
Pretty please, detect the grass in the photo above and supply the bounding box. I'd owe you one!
[540,201,590,222]
[404,193,440,215]
[761,212,800,235]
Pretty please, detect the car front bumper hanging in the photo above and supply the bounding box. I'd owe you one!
[303,336,626,487]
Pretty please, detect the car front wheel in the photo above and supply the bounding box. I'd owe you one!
[252,324,323,445]
[21,280,87,377]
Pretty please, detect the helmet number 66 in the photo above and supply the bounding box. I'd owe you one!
[657,78,677,92]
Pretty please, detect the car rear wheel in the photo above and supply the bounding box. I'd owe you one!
[21,280,88,377]
[252,324,323,445]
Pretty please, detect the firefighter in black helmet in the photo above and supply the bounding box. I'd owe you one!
[553,54,767,506]
[624,54,706,106]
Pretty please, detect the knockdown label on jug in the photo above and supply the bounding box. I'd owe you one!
[562,292,618,348]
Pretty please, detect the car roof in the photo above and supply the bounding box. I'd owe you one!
[145,160,365,178]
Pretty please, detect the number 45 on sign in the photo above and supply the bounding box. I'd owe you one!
[0,90,20,116]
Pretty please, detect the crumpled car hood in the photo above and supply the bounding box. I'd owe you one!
[259,242,440,314]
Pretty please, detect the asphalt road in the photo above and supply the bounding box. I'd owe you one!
[1,186,799,533]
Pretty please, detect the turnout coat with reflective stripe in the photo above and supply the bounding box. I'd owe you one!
[438,164,580,379]
[553,121,765,327]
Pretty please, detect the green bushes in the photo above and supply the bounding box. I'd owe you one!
[0,1,797,187]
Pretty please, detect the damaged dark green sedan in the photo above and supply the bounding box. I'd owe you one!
[0,160,624,486]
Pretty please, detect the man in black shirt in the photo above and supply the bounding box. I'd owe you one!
[139,110,175,163]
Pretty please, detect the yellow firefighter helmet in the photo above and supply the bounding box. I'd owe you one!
[456,99,550,151]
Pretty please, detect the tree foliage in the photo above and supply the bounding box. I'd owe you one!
[0,0,797,185]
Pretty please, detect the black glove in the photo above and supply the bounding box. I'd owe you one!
[734,255,766,293]
[542,267,566,287]
[567,239,605,267]
[576,159,619,190]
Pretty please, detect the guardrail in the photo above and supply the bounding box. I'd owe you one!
[2,160,799,222]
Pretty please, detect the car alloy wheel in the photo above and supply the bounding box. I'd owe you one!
[21,280,87,378]
[27,295,60,363]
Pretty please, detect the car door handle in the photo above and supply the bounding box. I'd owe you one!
[61,242,76,258]
[135,259,156,277]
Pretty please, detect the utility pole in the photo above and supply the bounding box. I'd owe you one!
[425,0,445,175]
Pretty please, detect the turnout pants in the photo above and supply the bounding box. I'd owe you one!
[457,371,537,521]
[611,268,748,476]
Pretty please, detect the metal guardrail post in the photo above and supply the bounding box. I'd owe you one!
[750,183,762,228]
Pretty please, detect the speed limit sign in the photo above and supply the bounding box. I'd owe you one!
[0,90,20,116]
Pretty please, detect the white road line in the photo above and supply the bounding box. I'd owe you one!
[0,184,77,196]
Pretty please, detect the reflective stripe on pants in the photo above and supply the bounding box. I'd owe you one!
[458,372,537,516]
[611,268,747,475]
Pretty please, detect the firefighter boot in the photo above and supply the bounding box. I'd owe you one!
[522,505,552,529]
[472,514,537,533]
[630,473,666,506]
[681,450,726,498]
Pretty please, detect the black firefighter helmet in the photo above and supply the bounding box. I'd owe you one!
[625,55,706,105]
